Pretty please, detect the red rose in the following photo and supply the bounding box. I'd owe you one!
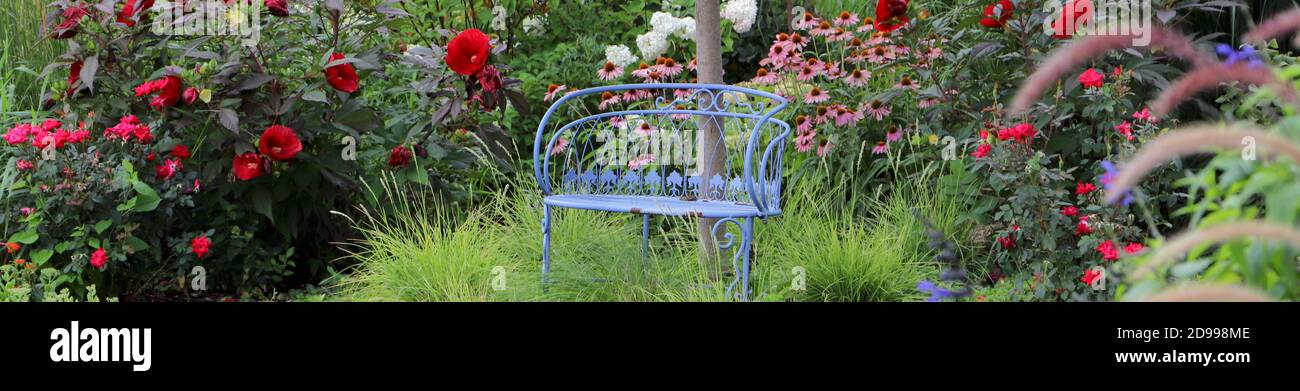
[971,143,991,158]
[1075,182,1096,195]
[258,125,303,161]
[1075,220,1093,236]
[1079,68,1104,88]
[267,0,289,17]
[171,145,192,159]
[388,145,414,167]
[183,87,199,104]
[232,152,265,181]
[1061,205,1079,217]
[155,158,182,180]
[874,0,910,33]
[1096,240,1119,261]
[445,29,491,76]
[324,53,360,93]
[191,235,212,259]
[1081,268,1102,285]
[979,0,1014,29]
[1124,242,1144,254]
[90,248,108,270]
[118,0,156,27]
[996,236,1015,249]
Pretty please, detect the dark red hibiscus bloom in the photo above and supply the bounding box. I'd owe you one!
[388,145,414,167]
[266,0,289,17]
[979,0,1014,29]
[66,61,83,97]
[445,29,491,76]
[232,152,265,181]
[324,53,359,93]
[135,75,183,110]
[258,125,303,161]
[171,145,191,159]
[118,0,155,27]
[52,6,88,39]
[1051,0,1093,39]
[873,0,910,33]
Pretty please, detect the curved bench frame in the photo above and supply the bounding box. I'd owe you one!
[532,83,789,300]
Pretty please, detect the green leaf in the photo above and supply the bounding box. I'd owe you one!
[124,236,150,252]
[132,181,161,212]
[9,229,38,244]
[94,220,112,234]
[31,249,53,265]
[88,238,101,249]
[251,187,275,223]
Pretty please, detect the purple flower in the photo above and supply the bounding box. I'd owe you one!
[917,280,958,302]
[1100,160,1132,206]
[1216,44,1264,68]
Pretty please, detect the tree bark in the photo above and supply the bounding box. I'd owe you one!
[695,0,726,280]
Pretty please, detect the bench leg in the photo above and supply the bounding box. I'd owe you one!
[714,217,755,301]
[739,217,754,301]
[641,214,651,267]
[541,205,553,287]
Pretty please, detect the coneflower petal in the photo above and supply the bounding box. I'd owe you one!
[1149,63,1300,117]
[1010,26,1213,116]
[1104,123,1300,204]
[1132,222,1300,279]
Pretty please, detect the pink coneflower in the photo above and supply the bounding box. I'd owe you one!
[895,76,920,90]
[789,33,808,50]
[1114,121,1134,141]
[630,63,652,78]
[640,70,663,83]
[866,46,891,63]
[760,49,792,70]
[834,11,860,27]
[795,115,812,133]
[925,46,942,59]
[794,11,820,30]
[823,62,844,79]
[845,68,871,87]
[628,154,655,170]
[635,121,657,136]
[857,20,875,33]
[817,138,835,157]
[658,58,684,77]
[751,68,779,84]
[885,125,904,142]
[804,87,830,103]
[867,32,891,46]
[834,108,861,127]
[623,89,653,102]
[598,92,621,110]
[814,105,835,124]
[918,97,940,109]
[871,141,889,155]
[915,56,932,69]
[609,116,626,128]
[796,66,818,82]
[795,130,817,153]
[687,58,697,71]
[863,99,891,120]
[893,44,911,57]
[544,84,568,101]
[811,20,836,36]
[597,62,622,81]
[827,29,852,43]
[670,104,693,120]
[550,137,569,155]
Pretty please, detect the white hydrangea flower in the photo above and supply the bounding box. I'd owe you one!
[650,12,678,32]
[673,16,696,39]
[522,15,546,36]
[605,45,638,68]
[636,30,670,60]
[722,0,757,33]
[490,6,508,31]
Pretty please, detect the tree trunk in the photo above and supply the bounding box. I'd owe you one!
[695,0,726,280]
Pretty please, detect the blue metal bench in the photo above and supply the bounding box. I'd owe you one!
[533,83,789,300]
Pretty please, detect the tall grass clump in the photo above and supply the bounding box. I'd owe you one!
[334,177,522,301]
[763,171,971,302]
[1,0,65,111]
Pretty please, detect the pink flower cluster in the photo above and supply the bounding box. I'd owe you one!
[4,119,91,150]
[103,115,155,143]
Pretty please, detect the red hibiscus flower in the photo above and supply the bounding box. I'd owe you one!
[135,75,184,110]
[1096,240,1119,261]
[90,247,108,270]
[874,0,910,33]
[155,158,183,180]
[1051,0,1093,39]
[1081,268,1102,285]
[388,145,414,167]
[232,152,265,181]
[67,61,83,97]
[118,0,156,27]
[979,0,1014,29]
[191,235,212,259]
[1079,68,1104,89]
[324,53,359,93]
[445,29,491,76]
[1075,182,1096,195]
[267,0,289,17]
[258,125,303,161]
[1061,205,1079,217]
[52,6,88,39]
